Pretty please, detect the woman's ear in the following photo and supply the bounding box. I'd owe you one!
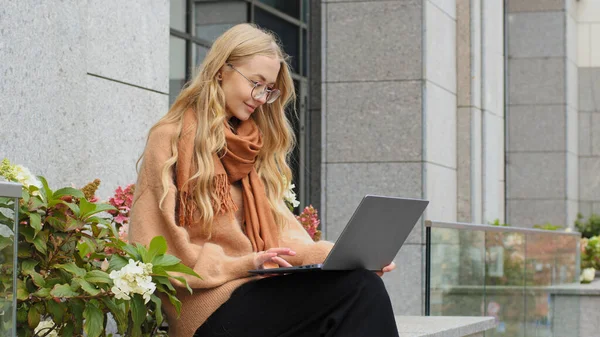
[217,73,223,81]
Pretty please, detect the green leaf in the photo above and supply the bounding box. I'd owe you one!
[150,294,164,327]
[172,276,193,294]
[83,301,104,337]
[164,291,183,317]
[162,263,201,278]
[46,299,66,322]
[30,271,46,288]
[27,305,40,329]
[21,188,30,204]
[108,255,129,272]
[21,259,38,274]
[146,236,168,263]
[37,176,52,202]
[65,202,80,217]
[53,187,85,200]
[45,216,66,231]
[50,284,79,298]
[79,198,116,219]
[73,278,101,296]
[63,216,85,232]
[17,304,28,323]
[85,270,113,285]
[154,276,175,293]
[150,266,170,278]
[78,198,94,218]
[54,262,86,278]
[76,238,94,259]
[33,287,51,298]
[47,198,66,208]
[0,212,13,228]
[17,279,29,301]
[0,236,12,251]
[121,243,142,261]
[21,259,46,287]
[101,297,127,334]
[27,196,45,213]
[61,323,74,337]
[28,212,42,236]
[130,294,146,337]
[17,242,33,258]
[135,243,149,263]
[152,254,181,267]
[71,299,85,332]
[24,230,48,255]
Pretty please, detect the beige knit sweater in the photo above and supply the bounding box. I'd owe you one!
[128,122,334,337]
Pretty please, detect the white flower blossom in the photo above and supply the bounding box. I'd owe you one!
[109,259,156,304]
[282,177,300,208]
[14,164,42,189]
[581,267,596,283]
[34,318,59,337]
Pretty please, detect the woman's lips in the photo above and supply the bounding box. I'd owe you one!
[245,103,256,113]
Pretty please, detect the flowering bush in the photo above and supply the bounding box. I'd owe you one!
[581,236,600,270]
[0,159,201,337]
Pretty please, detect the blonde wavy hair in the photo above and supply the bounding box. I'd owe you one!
[140,23,296,235]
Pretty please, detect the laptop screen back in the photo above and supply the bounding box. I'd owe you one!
[322,195,429,271]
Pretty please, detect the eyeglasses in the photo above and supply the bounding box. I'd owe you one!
[226,63,281,104]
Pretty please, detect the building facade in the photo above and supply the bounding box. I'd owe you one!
[2,0,599,316]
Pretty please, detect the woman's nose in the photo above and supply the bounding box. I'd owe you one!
[254,95,268,105]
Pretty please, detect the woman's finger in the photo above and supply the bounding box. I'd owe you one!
[382,262,396,273]
[270,256,292,268]
[256,252,277,267]
[266,247,296,256]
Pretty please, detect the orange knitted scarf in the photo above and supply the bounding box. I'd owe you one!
[176,109,279,252]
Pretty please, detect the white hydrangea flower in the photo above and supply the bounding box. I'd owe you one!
[109,259,156,304]
[282,176,300,208]
[581,267,596,283]
[14,164,42,189]
[34,318,59,337]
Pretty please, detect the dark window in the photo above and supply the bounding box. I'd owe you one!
[257,0,300,20]
[254,7,300,73]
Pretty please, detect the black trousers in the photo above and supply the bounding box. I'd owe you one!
[193,269,400,337]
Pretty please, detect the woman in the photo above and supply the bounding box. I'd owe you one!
[129,23,399,337]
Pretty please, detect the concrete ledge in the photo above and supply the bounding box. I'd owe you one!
[547,278,600,295]
[550,279,600,337]
[395,316,496,337]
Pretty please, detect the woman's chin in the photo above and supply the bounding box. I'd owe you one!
[236,112,252,121]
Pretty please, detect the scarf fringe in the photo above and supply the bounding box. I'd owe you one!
[178,174,238,228]
[178,190,196,228]
[212,174,238,215]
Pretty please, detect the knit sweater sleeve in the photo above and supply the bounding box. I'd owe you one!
[277,203,334,266]
[128,124,257,289]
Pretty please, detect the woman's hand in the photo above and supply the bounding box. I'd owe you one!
[375,262,396,277]
[253,247,296,270]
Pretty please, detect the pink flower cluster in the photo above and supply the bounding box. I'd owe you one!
[296,205,321,241]
[108,184,135,242]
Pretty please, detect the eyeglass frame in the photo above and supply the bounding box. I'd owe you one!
[226,63,281,104]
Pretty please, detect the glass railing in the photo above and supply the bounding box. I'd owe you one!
[0,182,21,337]
[426,220,581,337]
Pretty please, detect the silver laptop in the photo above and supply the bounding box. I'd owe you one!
[248,195,429,275]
